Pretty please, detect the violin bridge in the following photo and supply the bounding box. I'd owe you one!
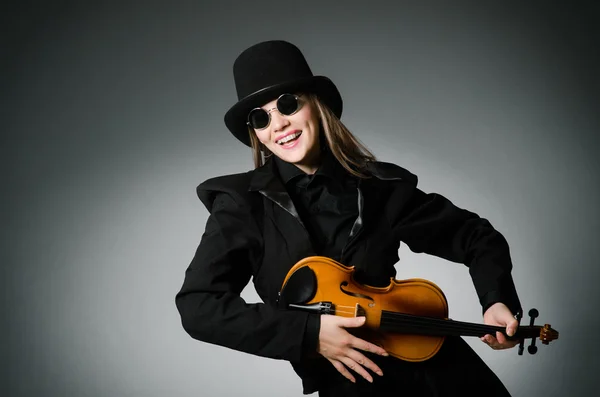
[355,304,366,317]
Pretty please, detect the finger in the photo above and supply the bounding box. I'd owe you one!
[506,320,518,337]
[340,316,367,328]
[340,317,389,356]
[340,357,373,383]
[482,334,502,349]
[481,334,495,345]
[488,333,520,350]
[481,337,493,348]
[329,359,356,383]
[348,351,384,376]
[497,338,520,349]
[501,340,519,349]
[495,331,507,344]
[351,337,389,357]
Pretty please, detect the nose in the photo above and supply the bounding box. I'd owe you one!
[269,108,290,132]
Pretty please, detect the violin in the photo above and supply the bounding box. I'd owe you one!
[279,256,559,362]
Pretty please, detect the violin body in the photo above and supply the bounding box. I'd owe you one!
[279,256,559,362]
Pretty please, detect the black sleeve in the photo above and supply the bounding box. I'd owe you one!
[175,190,315,361]
[390,187,522,317]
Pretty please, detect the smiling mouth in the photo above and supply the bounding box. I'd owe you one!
[276,131,302,145]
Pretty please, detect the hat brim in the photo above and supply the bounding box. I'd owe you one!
[224,76,343,147]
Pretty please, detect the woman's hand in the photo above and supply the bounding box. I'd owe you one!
[481,302,520,350]
[317,315,388,383]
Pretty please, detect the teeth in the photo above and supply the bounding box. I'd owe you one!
[277,131,301,145]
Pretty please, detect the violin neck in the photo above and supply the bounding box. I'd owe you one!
[379,310,539,340]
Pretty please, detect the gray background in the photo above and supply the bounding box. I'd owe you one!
[3,1,599,396]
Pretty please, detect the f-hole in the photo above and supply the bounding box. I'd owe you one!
[340,281,374,302]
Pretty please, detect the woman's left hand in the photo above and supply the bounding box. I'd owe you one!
[481,302,520,350]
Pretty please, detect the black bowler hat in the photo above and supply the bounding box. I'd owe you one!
[224,40,343,147]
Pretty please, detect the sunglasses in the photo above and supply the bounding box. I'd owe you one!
[247,93,302,130]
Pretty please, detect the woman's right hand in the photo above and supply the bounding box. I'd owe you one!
[317,315,388,383]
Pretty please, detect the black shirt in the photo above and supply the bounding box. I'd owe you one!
[274,152,358,261]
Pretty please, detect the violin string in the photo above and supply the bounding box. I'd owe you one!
[381,312,503,336]
[318,303,540,339]
[384,312,487,333]
[359,308,536,338]
[330,308,503,336]
[380,312,538,338]
[383,320,486,337]
[330,304,493,335]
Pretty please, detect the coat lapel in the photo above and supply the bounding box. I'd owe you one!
[248,158,314,257]
[341,162,407,263]
[249,158,304,226]
[246,158,409,265]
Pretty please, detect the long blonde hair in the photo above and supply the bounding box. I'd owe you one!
[248,93,376,178]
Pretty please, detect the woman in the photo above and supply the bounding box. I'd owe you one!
[176,40,522,396]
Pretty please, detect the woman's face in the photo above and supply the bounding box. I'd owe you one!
[252,94,321,174]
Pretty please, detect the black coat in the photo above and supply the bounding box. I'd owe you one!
[175,157,521,394]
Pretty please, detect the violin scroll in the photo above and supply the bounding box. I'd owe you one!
[517,308,559,356]
[540,324,559,345]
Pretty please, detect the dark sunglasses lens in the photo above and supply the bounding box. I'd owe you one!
[248,109,269,129]
[277,94,299,115]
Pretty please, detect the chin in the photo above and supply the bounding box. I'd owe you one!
[271,144,307,162]
[276,151,307,164]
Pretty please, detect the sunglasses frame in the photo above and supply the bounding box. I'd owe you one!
[246,93,303,130]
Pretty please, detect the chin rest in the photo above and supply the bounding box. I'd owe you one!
[278,265,317,308]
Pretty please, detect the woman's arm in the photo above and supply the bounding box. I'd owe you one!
[175,191,313,361]
[390,187,522,350]
[390,187,522,319]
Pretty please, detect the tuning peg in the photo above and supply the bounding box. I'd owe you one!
[528,308,539,320]
[527,308,539,355]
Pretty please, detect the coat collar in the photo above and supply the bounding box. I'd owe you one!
[248,156,280,192]
[248,157,408,190]
[247,157,411,229]
[247,157,413,254]
[248,157,303,223]
[273,150,350,189]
